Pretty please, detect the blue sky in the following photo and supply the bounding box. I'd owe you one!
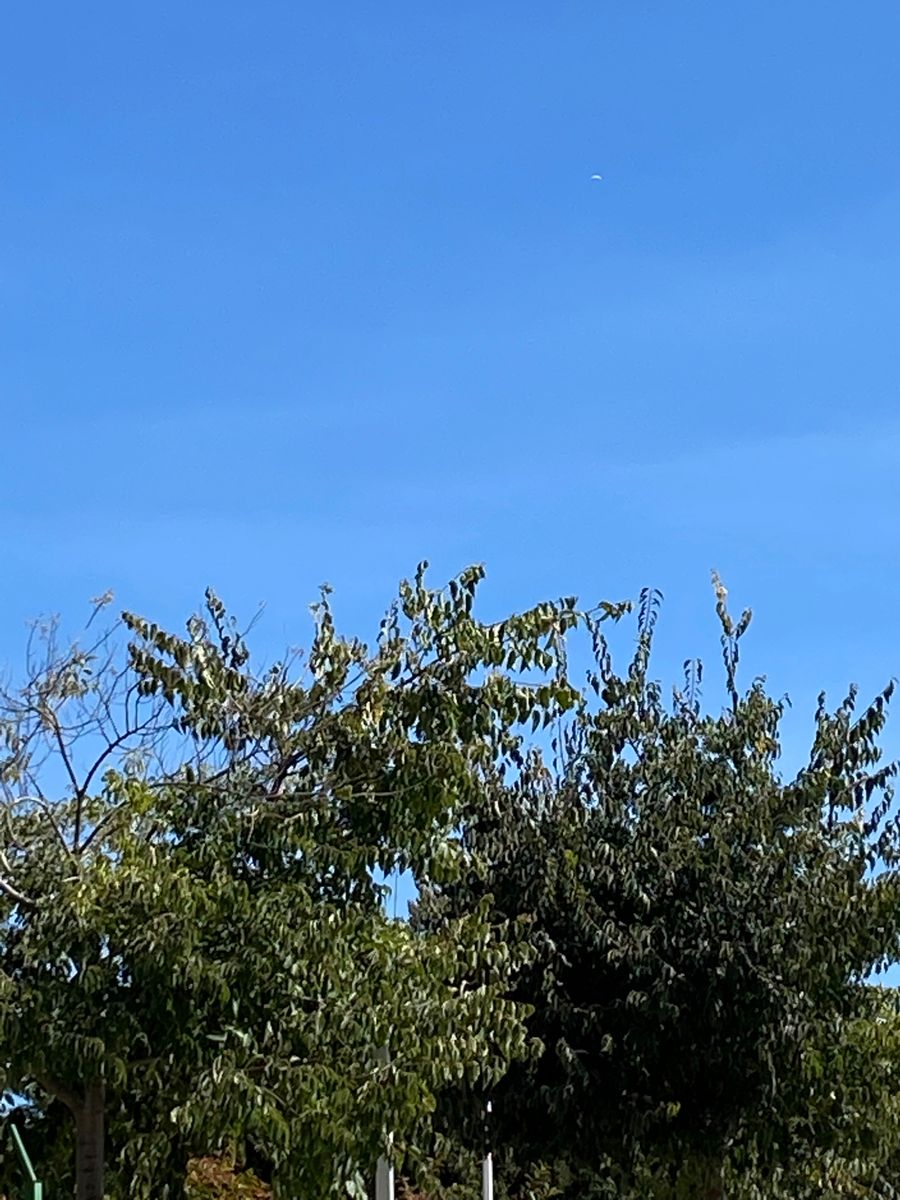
[3,2,900,795]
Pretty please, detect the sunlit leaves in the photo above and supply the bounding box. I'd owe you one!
[0,566,626,1197]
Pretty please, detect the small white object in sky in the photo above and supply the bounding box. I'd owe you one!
[590,174,603,180]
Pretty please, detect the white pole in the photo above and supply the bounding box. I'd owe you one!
[375,1045,395,1200]
[482,1152,494,1200]
[376,1153,394,1200]
[482,1100,493,1200]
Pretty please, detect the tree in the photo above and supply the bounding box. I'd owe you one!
[754,985,900,1198]
[0,566,597,1198]
[414,582,900,1198]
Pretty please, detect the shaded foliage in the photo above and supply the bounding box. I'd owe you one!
[414,582,900,1198]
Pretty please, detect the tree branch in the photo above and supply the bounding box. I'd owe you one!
[0,872,36,909]
[33,1072,81,1114]
[0,852,37,908]
[49,716,82,849]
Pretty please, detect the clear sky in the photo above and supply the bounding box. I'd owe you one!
[3,3,900,781]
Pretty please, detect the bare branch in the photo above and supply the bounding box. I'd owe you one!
[77,712,164,812]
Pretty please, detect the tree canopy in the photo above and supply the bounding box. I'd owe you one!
[413,580,900,1199]
[0,567,590,1198]
[0,568,898,1199]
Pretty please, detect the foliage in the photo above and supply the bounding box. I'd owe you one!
[413,581,900,1199]
[184,1156,270,1199]
[1,567,899,1198]
[0,565,601,1198]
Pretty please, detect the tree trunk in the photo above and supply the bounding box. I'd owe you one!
[35,1074,106,1200]
[73,1079,105,1200]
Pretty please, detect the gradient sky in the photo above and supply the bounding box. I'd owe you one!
[3,3,900,794]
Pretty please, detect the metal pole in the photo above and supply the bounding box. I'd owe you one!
[9,1122,43,1200]
[376,1151,395,1200]
[482,1152,494,1200]
[482,1099,493,1200]
[375,1045,394,1200]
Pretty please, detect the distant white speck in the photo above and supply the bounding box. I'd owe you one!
[590,174,603,181]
